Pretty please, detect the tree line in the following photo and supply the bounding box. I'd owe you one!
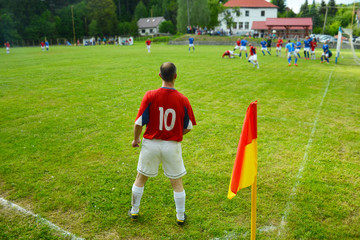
[0,0,358,44]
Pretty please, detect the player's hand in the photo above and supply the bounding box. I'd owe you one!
[132,138,141,148]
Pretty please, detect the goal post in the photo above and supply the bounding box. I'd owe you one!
[335,27,360,65]
[335,27,342,64]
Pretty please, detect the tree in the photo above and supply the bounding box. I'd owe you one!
[86,0,118,35]
[176,0,210,33]
[159,20,176,34]
[222,10,234,35]
[208,0,224,29]
[89,19,101,36]
[134,1,148,20]
[25,10,56,40]
[319,0,326,15]
[328,0,337,17]
[0,13,21,43]
[270,0,286,15]
[310,0,321,28]
[299,0,310,17]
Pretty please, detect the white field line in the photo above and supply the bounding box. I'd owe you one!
[278,71,333,236]
[0,197,84,240]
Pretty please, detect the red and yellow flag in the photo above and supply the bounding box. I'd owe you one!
[228,101,257,200]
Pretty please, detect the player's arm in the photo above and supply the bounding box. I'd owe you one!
[132,124,143,147]
[183,129,191,135]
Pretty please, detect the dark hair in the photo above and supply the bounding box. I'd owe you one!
[160,62,176,82]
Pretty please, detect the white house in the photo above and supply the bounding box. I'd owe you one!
[217,0,278,35]
[137,17,165,36]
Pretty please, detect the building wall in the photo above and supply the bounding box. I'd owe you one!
[139,27,160,36]
[217,8,277,34]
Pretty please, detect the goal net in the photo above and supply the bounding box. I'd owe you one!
[118,37,134,45]
[335,27,360,65]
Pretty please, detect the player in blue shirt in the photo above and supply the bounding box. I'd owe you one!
[303,36,312,60]
[285,40,298,66]
[295,40,302,58]
[45,40,49,51]
[189,37,195,52]
[321,40,331,64]
[239,37,248,58]
[260,38,271,56]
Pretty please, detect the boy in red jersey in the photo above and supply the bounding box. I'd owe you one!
[40,41,45,51]
[248,43,259,69]
[5,41,10,54]
[233,38,241,53]
[129,62,196,226]
[222,50,236,58]
[276,37,283,57]
[146,38,151,53]
[310,38,317,60]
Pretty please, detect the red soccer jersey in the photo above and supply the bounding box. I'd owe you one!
[146,40,151,46]
[41,42,45,47]
[5,43,10,47]
[276,39,283,47]
[310,41,317,51]
[249,46,256,56]
[236,40,240,46]
[135,87,196,142]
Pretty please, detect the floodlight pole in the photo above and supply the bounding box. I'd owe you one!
[71,5,76,45]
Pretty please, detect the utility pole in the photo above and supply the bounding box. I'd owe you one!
[71,5,76,44]
[322,6,328,34]
[187,0,190,27]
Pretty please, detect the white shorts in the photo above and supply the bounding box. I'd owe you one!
[147,45,151,49]
[276,46,282,50]
[322,52,329,58]
[304,47,310,52]
[6,47,9,51]
[295,49,300,53]
[240,46,247,51]
[288,51,297,58]
[249,55,257,61]
[41,46,45,50]
[311,50,315,54]
[137,138,186,179]
[261,47,267,51]
[234,45,240,50]
[189,43,194,47]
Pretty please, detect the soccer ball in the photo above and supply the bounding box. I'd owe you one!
[272,30,276,34]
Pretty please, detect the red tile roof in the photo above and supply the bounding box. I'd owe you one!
[224,0,278,8]
[252,20,313,30]
[265,18,313,27]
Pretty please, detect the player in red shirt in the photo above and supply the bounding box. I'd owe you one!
[276,37,283,57]
[129,62,196,226]
[40,41,45,51]
[248,43,259,69]
[146,38,151,53]
[233,38,241,53]
[5,41,10,54]
[222,50,236,58]
[310,38,317,60]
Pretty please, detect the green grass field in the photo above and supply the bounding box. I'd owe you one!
[1,43,359,239]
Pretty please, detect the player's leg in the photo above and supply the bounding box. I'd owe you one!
[170,178,186,223]
[294,53,298,65]
[245,50,248,58]
[130,173,148,215]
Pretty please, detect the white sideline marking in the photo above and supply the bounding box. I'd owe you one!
[278,71,333,236]
[0,197,84,240]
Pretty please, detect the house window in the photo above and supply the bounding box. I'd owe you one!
[142,29,145,34]
[150,29,153,33]
[261,10,265,17]
[239,22,243,29]
[233,22,237,29]
[245,10,249,17]
[245,22,249,30]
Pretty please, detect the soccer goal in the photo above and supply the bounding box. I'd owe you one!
[118,36,134,45]
[335,27,360,65]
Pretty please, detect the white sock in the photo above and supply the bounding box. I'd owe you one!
[174,190,186,220]
[131,184,144,214]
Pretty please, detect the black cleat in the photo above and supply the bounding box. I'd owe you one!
[128,209,138,221]
[176,213,187,226]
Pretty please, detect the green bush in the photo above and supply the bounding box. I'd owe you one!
[159,20,176,34]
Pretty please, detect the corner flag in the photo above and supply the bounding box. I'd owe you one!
[228,101,257,199]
